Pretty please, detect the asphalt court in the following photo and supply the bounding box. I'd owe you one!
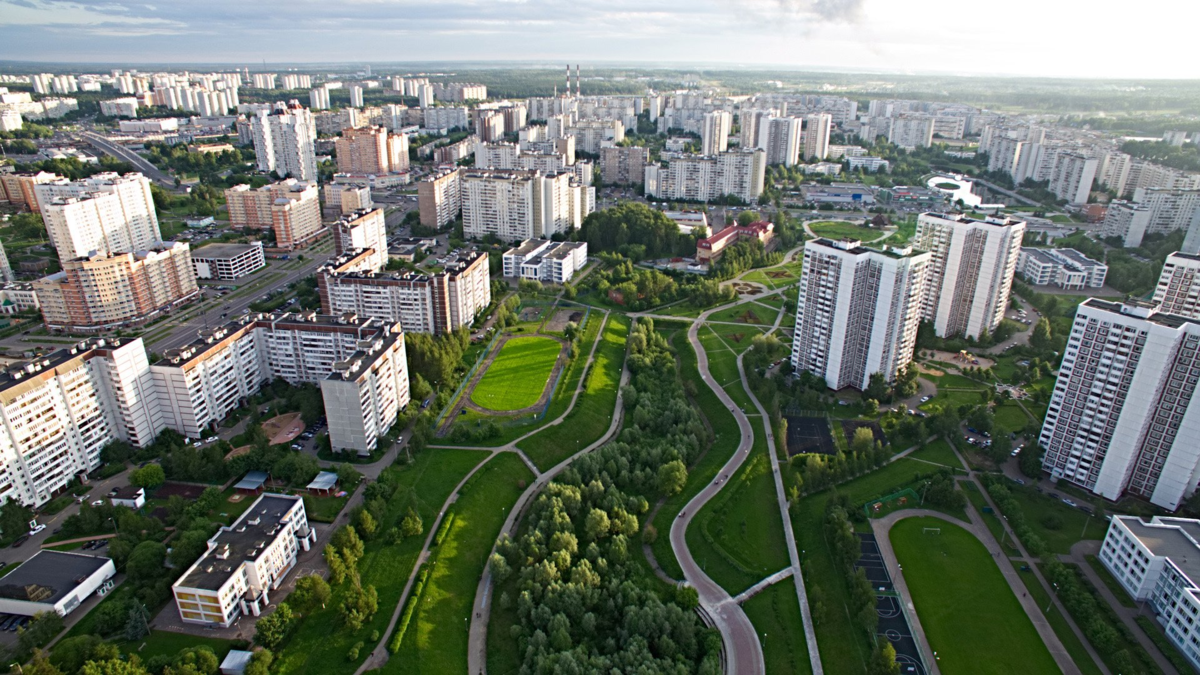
[856,533,926,675]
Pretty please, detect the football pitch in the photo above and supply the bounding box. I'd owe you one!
[470,336,561,411]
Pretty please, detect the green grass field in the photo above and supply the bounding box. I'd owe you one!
[470,336,561,411]
[1008,561,1105,675]
[906,439,964,470]
[686,425,789,596]
[708,300,775,325]
[890,517,1059,675]
[744,579,813,675]
[808,220,883,241]
[273,448,488,675]
[1002,484,1103,555]
[741,261,804,290]
[994,402,1033,435]
[386,453,534,675]
[518,315,629,470]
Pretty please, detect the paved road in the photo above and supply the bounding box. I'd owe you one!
[669,303,765,675]
[148,252,333,352]
[77,132,176,187]
[5,467,133,565]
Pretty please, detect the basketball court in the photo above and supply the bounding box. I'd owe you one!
[855,533,927,675]
[784,415,836,456]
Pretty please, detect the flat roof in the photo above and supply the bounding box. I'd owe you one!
[0,551,111,606]
[1083,298,1200,329]
[0,338,129,400]
[507,239,550,257]
[177,494,302,592]
[1118,516,1200,585]
[1021,247,1060,265]
[191,242,262,260]
[1053,248,1105,269]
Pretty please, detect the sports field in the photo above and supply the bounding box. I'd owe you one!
[890,517,1058,675]
[470,336,560,411]
[808,220,882,241]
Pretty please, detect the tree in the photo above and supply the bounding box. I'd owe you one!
[254,603,295,649]
[125,541,168,583]
[657,460,688,495]
[400,507,424,538]
[1019,445,1042,478]
[19,611,65,653]
[164,646,219,675]
[324,545,348,585]
[1,499,33,538]
[864,373,890,403]
[850,427,875,456]
[243,650,273,675]
[27,650,65,675]
[354,509,378,540]
[50,636,118,674]
[868,642,901,675]
[863,399,879,417]
[290,575,332,614]
[1030,317,1053,352]
[130,464,166,489]
[339,580,379,631]
[585,508,610,540]
[80,658,150,675]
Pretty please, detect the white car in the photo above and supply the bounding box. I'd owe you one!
[28,524,46,536]
[920,396,931,403]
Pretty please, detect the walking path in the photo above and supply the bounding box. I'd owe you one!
[732,568,794,605]
[1061,540,1178,675]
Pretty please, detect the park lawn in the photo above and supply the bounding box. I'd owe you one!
[518,315,629,471]
[808,220,881,241]
[273,448,488,675]
[1008,562,1106,675]
[1004,485,1104,556]
[906,439,964,470]
[962,482,1020,556]
[118,631,241,665]
[741,268,799,290]
[470,336,561,411]
[708,300,773,325]
[994,402,1033,435]
[653,300,710,317]
[919,388,986,414]
[302,493,349,523]
[754,295,786,311]
[744,579,813,675]
[687,424,787,596]
[386,453,534,675]
[649,331,741,579]
[890,517,1059,675]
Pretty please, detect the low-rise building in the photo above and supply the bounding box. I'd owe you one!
[171,494,316,627]
[696,221,773,262]
[0,283,40,314]
[1017,247,1108,290]
[662,210,708,235]
[502,239,588,283]
[1099,516,1200,671]
[191,242,266,281]
[109,485,146,509]
[0,551,115,617]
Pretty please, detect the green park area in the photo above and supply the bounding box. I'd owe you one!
[386,453,533,675]
[744,580,812,675]
[890,517,1059,675]
[470,336,561,411]
[808,220,883,241]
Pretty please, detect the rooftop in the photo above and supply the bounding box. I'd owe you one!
[0,338,125,399]
[1083,298,1200,329]
[191,242,263,260]
[176,494,303,592]
[1117,516,1200,586]
[0,551,112,605]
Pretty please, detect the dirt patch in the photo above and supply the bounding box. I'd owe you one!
[519,306,543,322]
[224,445,253,461]
[926,348,994,369]
[727,332,746,343]
[737,310,763,324]
[154,482,208,500]
[766,270,792,279]
[544,308,581,333]
[730,282,761,295]
[262,412,305,446]
[227,493,246,503]
[914,363,945,377]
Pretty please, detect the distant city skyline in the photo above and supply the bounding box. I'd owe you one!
[1,0,1197,80]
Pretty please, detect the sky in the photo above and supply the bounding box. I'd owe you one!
[1,0,1198,79]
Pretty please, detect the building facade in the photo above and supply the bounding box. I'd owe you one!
[1039,299,1200,510]
[791,239,930,391]
[1154,252,1200,320]
[35,173,160,260]
[332,208,389,273]
[913,212,1026,340]
[191,242,266,280]
[417,168,462,229]
[644,149,766,204]
[250,101,317,181]
[1017,247,1108,290]
[599,146,647,185]
[502,239,588,283]
[461,169,591,241]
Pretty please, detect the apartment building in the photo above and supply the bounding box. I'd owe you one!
[322,183,372,216]
[1098,516,1200,672]
[423,107,470,134]
[1124,160,1200,199]
[1017,247,1108,290]
[0,171,58,212]
[566,119,624,154]
[432,135,477,165]
[1137,188,1200,237]
[791,239,930,391]
[98,97,138,118]
[1101,200,1154,248]
[417,168,462,229]
[1039,299,1200,510]
[0,337,162,506]
[317,251,491,334]
[335,125,408,175]
[0,240,12,283]
[803,113,832,160]
[644,149,767,204]
[433,83,487,102]
[250,101,317,181]
[172,494,316,627]
[281,74,311,90]
[762,117,802,167]
[701,111,731,156]
[349,85,364,109]
[191,242,266,281]
[475,141,519,169]
[153,312,409,452]
[1153,252,1200,319]
[887,115,934,150]
[225,180,316,231]
[252,73,277,89]
[600,146,647,185]
[332,208,388,273]
[461,169,592,240]
[35,243,200,332]
[34,173,160,261]
[502,239,588,283]
[309,86,329,110]
[913,212,1026,340]
[1048,152,1098,204]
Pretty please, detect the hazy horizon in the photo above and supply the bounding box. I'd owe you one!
[2,0,1198,80]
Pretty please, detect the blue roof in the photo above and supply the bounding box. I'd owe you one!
[233,471,268,491]
[306,471,338,491]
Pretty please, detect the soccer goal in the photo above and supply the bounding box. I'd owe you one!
[923,527,941,535]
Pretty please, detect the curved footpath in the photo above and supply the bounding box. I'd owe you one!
[668,302,766,675]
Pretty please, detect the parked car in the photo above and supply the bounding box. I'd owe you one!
[28,524,45,536]
[11,535,28,548]
[1062,498,1077,507]
[91,500,105,506]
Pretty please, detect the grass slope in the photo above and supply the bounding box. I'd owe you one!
[471,336,561,411]
[519,315,629,471]
[890,517,1059,675]
[744,579,813,675]
[386,453,534,675]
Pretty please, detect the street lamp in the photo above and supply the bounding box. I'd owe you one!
[1046,583,1058,612]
